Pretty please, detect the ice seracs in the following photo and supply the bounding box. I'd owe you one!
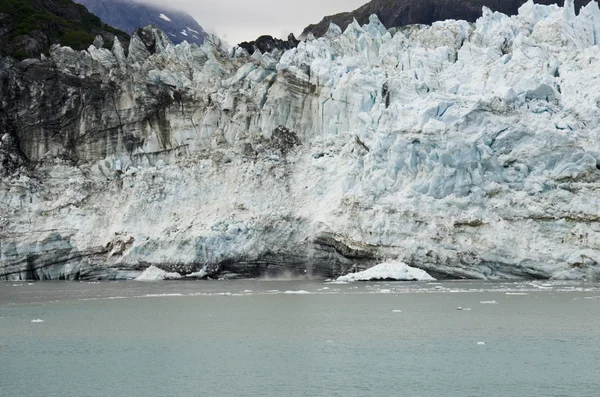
[2,2,600,281]
[337,261,436,282]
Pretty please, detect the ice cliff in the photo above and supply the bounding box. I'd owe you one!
[1,0,600,281]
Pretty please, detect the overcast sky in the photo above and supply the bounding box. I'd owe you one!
[143,0,367,44]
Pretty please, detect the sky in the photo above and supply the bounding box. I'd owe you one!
[143,0,367,44]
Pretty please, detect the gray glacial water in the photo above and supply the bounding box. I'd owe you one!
[1,280,600,397]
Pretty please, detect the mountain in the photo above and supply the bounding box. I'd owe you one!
[74,0,206,46]
[1,1,600,281]
[0,0,128,60]
[301,0,589,38]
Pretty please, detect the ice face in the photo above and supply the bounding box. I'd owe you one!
[1,4,600,281]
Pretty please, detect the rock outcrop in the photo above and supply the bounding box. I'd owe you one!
[1,1,600,281]
[238,34,300,55]
[0,0,128,60]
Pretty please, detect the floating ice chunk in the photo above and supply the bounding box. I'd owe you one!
[186,268,208,279]
[31,319,44,323]
[480,301,499,304]
[284,290,311,295]
[159,13,171,22]
[135,266,182,281]
[457,307,472,311]
[337,261,436,282]
[379,289,393,294]
[392,310,403,313]
[143,293,183,298]
[506,292,530,296]
[477,342,486,345]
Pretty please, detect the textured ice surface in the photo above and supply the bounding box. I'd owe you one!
[338,261,436,282]
[2,1,600,281]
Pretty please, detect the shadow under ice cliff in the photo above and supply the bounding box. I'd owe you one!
[1,0,600,281]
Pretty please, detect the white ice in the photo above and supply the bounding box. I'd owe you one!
[337,261,436,282]
[135,266,182,281]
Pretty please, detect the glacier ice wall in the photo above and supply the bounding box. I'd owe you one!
[1,1,600,280]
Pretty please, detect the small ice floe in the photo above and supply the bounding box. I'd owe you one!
[477,342,486,345]
[506,292,529,296]
[457,307,472,311]
[379,289,392,294]
[284,290,311,295]
[143,293,183,298]
[325,340,334,344]
[27,283,34,286]
[31,319,44,323]
[392,310,403,313]
[337,261,435,282]
[320,287,330,290]
[243,290,253,293]
[480,301,498,304]
[12,284,23,287]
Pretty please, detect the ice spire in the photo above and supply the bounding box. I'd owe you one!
[564,0,576,20]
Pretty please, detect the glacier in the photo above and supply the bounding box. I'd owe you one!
[1,0,600,281]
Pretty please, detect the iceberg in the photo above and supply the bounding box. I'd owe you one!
[135,266,182,281]
[337,261,436,282]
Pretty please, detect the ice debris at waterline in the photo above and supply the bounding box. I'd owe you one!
[135,266,182,281]
[31,319,45,323]
[2,1,600,281]
[337,261,436,282]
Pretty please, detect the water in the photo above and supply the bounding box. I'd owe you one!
[1,280,600,397]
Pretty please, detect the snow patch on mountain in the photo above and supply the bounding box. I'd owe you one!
[159,14,172,22]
